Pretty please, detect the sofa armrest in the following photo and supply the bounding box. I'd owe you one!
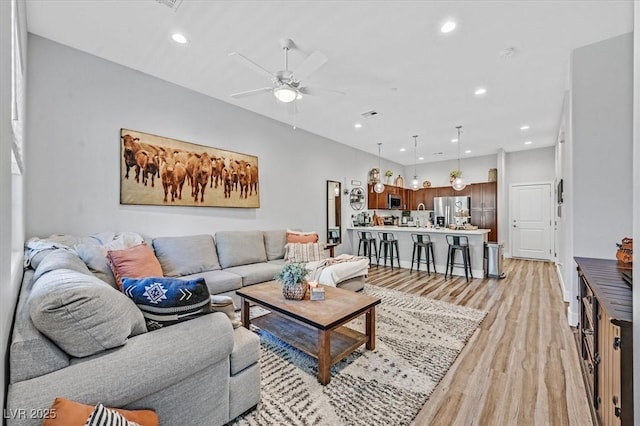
[7,312,234,422]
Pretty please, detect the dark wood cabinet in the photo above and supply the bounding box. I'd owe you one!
[471,182,496,209]
[470,182,498,241]
[367,184,406,210]
[470,209,497,242]
[575,258,633,426]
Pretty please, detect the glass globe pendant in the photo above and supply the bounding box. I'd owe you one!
[374,143,385,193]
[452,126,466,191]
[411,135,419,189]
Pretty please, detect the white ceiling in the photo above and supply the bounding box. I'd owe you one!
[25,0,633,165]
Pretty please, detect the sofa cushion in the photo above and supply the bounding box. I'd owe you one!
[33,250,93,282]
[180,270,242,295]
[29,269,147,358]
[9,270,70,384]
[286,229,319,243]
[43,397,158,426]
[215,231,267,269]
[121,277,211,331]
[224,262,283,286]
[74,233,145,289]
[230,327,260,376]
[152,235,220,277]
[263,230,286,260]
[107,243,164,290]
[285,242,327,263]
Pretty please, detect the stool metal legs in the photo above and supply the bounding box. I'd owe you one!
[410,243,436,275]
[377,240,399,270]
[445,246,473,282]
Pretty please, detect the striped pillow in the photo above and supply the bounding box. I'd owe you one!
[285,242,326,263]
[85,403,140,426]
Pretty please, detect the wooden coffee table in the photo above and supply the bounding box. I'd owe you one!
[236,281,381,385]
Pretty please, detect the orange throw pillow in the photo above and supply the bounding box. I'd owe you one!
[286,231,319,244]
[107,243,163,290]
[43,397,158,426]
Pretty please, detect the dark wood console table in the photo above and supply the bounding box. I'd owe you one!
[575,257,633,425]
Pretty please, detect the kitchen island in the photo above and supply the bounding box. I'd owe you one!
[346,226,490,278]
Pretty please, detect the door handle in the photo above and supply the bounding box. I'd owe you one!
[513,224,517,228]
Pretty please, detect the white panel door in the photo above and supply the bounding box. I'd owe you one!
[510,183,552,260]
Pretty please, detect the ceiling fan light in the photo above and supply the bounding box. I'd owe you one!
[273,85,298,103]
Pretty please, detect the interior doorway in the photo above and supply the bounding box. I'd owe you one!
[509,183,553,260]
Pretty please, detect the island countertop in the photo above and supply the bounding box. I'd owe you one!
[346,226,490,235]
[345,226,491,277]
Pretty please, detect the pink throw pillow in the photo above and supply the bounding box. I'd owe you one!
[107,243,163,291]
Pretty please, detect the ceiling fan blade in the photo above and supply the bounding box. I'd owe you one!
[292,51,328,81]
[299,86,345,97]
[230,87,273,99]
[228,52,274,79]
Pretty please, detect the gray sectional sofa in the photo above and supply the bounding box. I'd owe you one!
[7,229,367,426]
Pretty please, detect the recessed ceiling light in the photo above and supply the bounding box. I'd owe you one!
[451,138,458,143]
[524,141,533,145]
[441,21,457,33]
[474,87,487,96]
[418,156,424,160]
[171,33,188,44]
[399,148,406,152]
[465,150,472,154]
[354,123,362,129]
[520,125,530,130]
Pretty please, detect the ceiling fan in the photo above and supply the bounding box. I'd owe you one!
[229,38,337,103]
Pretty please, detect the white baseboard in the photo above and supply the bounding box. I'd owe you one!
[567,306,579,327]
[555,263,570,302]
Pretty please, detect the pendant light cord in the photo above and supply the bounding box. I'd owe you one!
[413,135,418,178]
[456,126,462,171]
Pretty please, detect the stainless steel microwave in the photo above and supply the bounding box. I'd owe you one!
[387,194,402,209]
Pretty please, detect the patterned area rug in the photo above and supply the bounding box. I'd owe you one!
[231,284,486,426]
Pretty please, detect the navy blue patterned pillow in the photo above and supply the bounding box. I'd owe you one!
[121,277,211,330]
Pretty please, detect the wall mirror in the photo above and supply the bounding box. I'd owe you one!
[326,180,341,245]
[349,187,365,211]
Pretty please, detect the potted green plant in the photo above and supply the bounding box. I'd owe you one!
[275,262,310,300]
[449,170,462,184]
[385,170,393,184]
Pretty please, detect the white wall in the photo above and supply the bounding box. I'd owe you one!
[0,0,13,415]
[2,0,27,416]
[571,33,634,259]
[505,147,555,184]
[562,32,634,328]
[404,154,497,188]
[25,35,403,257]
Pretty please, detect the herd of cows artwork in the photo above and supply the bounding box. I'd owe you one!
[120,129,260,208]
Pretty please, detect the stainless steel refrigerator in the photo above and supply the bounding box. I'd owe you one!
[433,196,471,227]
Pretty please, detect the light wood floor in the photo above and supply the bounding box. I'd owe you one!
[365,258,594,426]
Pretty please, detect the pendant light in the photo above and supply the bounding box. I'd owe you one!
[374,143,385,193]
[452,125,467,191]
[411,135,419,189]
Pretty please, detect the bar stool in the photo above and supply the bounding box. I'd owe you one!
[377,232,400,270]
[445,235,473,282]
[357,231,378,265]
[410,234,436,275]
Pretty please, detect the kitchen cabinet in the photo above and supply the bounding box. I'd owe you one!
[471,182,496,209]
[575,258,633,426]
[435,186,454,198]
[367,184,405,210]
[470,182,498,241]
[471,209,497,242]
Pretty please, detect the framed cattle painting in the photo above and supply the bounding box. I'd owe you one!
[120,128,260,208]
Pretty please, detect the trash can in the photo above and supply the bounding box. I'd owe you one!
[484,242,505,279]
